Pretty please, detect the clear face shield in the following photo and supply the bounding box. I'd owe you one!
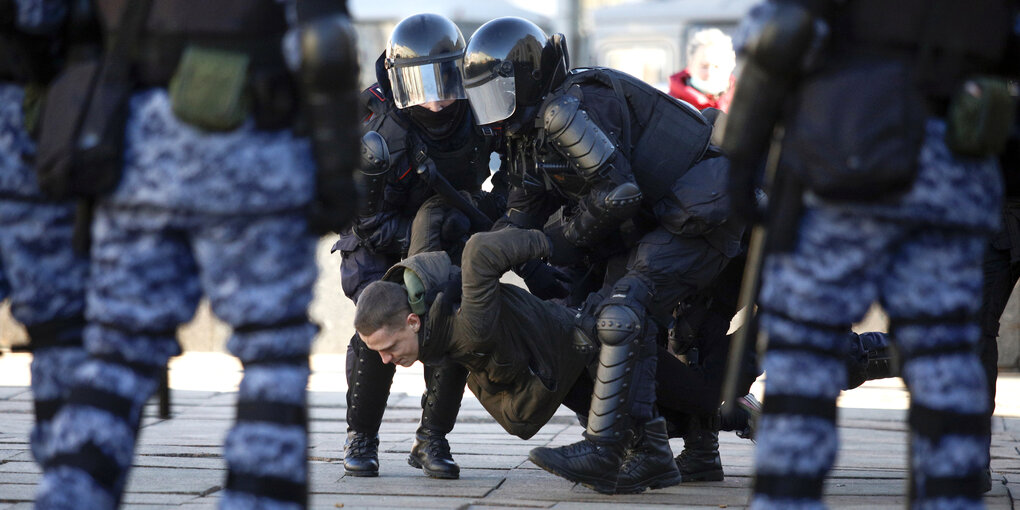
[463,60,517,125]
[386,51,466,110]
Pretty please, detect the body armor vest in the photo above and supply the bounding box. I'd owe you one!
[536,67,712,204]
[364,87,496,197]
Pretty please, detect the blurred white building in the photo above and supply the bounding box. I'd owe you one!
[588,0,757,90]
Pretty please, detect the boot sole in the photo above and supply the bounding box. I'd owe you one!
[615,470,683,494]
[680,468,724,482]
[343,468,379,477]
[528,450,616,494]
[407,455,460,479]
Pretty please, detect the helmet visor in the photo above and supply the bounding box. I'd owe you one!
[464,74,517,125]
[387,59,466,109]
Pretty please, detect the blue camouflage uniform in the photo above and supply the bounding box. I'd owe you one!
[33,2,334,507]
[754,119,1000,509]
[0,0,89,472]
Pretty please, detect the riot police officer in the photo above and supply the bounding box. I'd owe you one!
[722,0,1019,507]
[461,17,745,494]
[0,0,90,474]
[35,1,359,508]
[333,13,517,480]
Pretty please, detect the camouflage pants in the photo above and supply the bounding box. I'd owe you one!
[36,207,318,510]
[37,88,320,510]
[751,121,996,510]
[0,82,88,468]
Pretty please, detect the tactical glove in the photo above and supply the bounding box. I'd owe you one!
[544,222,584,267]
[516,259,571,300]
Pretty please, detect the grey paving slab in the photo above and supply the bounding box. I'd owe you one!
[309,494,476,509]
[0,483,35,502]
[0,461,39,475]
[122,466,224,495]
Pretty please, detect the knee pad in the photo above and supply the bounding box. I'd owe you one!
[596,304,642,347]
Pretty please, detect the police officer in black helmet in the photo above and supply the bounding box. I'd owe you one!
[462,17,744,494]
[334,13,518,480]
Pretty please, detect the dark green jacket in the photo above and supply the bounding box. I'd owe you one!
[383,228,593,439]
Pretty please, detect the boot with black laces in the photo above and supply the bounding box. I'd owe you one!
[406,364,466,479]
[407,427,460,479]
[529,437,627,494]
[615,417,682,493]
[343,430,380,477]
[675,413,723,482]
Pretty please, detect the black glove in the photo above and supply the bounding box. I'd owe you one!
[440,209,472,245]
[517,259,571,300]
[544,222,584,267]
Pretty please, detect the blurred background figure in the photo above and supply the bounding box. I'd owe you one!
[668,28,735,111]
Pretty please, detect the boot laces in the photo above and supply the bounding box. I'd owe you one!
[347,434,378,457]
[422,430,452,457]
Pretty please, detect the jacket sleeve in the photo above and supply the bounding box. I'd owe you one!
[459,229,551,340]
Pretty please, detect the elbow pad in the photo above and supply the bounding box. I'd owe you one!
[357,131,390,217]
[543,94,618,181]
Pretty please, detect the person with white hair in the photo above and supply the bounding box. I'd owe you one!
[669,28,736,111]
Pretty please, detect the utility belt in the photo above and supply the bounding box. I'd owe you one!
[136,36,298,132]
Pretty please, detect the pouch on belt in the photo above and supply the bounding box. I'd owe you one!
[169,45,250,132]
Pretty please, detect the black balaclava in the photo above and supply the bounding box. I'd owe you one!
[407,99,468,140]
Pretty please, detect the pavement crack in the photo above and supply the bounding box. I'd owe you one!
[479,476,507,499]
[199,485,222,497]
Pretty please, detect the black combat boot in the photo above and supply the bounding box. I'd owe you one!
[615,417,682,493]
[408,428,459,479]
[720,393,762,441]
[406,364,466,479]
[531,283,653,494]
[343,334,394,477]
[343,430,380,477]
[676,413,723,482]
[529,437,627,494]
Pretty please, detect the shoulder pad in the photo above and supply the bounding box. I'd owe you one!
[359,84,391,122]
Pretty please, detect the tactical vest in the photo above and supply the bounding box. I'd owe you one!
[545,68,712,204]
[95,0,290,87]
[362,84,497,195]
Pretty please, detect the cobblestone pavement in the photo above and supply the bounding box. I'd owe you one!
[1,352,1018,509]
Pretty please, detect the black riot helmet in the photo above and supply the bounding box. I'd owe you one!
[462,17,569,125]
[385,13,467,109]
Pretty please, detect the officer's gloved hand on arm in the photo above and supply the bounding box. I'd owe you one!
[517,259,572,300]
[544,222,584,267]
[441,209,472,245]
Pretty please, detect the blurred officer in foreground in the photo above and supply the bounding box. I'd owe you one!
[461,17,745,494]
[34,0,359,508]
[723,0,1019,507]
[333,13,509,480]
[0,0,90,473]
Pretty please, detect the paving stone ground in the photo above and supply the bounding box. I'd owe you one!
[0,352,1017,509]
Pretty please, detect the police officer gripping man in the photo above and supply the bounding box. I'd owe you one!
[0,0,92,474]
[35,1,359,508]
[722,0,1019,508]
[461,17,746,494]
[334,13,516,479]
